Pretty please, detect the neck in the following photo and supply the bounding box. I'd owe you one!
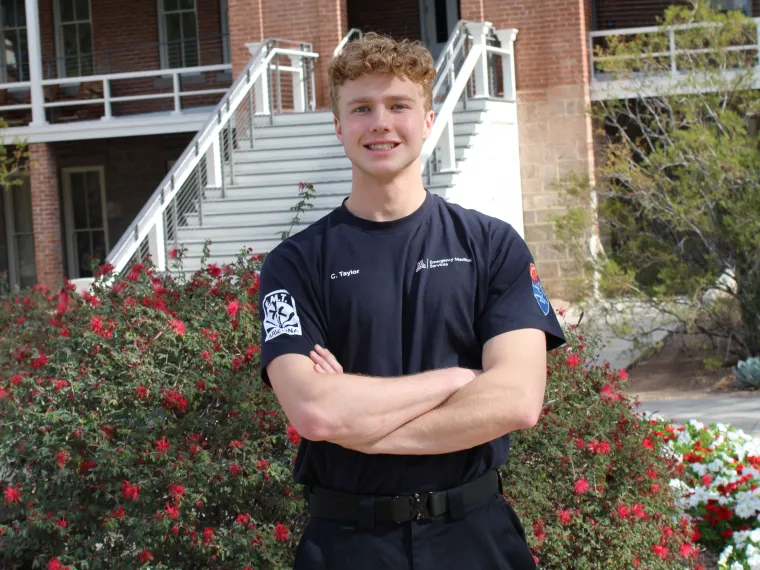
[344,160,427,222]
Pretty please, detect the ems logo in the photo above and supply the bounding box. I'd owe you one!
[530,263,551,316]
[262,289,302,342]
[416,259,427,273]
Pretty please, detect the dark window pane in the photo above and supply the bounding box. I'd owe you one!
[15,234,36,289]
[91,230,106,265]
[80,52,94,75]
[86,171,103,228]
[75,231,92,277]
[3,0,17,27]
[179,0,194,10]
[60,0,75,22]
[71,173,88,228]
[181,11,196,39]
[0,188,8,277]
[164,0,178,12]
[62,24,78,56]
[78,23,92,54]
[74,0,88,20]
[12,182,33,234]
[17,0,26,26]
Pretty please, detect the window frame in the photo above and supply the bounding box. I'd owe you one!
[52,0,95,78]
[61,166,109,279]
[157,0,201,69]
[0,0,29,82]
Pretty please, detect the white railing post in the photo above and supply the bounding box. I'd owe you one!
[290,55,305,112]
[172,73,182,115]
[147,215,167,271]
[669,28,677,75]
[102,79,112,120]
[206,135,223,188]
[495,29,518,100]
[437,120,457,172]
[469,22,492,98]
[756,21,760,70]
[24,0,47,126]
[247,42,270,115]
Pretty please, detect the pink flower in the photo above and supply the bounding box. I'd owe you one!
[574,477,590,495]
[169,319,186,336]
[226,299,240,319]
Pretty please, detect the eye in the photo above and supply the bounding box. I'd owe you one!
[353,105,369,113]
[391,103,408,110]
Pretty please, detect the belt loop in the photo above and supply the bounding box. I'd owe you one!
[447,487,467,521]
[357,496,375,530]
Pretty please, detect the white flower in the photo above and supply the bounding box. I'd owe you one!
[689,419,705,431]
[730,562,744,570]
[720,545,734,564]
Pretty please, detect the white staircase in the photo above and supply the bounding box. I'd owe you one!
[105,23,521,280]
[177,100,492,272]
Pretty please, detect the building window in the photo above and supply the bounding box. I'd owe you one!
[220,0,230,64]
[712,0,752,15]
[54,0,95,77]
[0,0,29,82]
[158,0,200,69]
[1,176,36,291]
[62,167,109,279]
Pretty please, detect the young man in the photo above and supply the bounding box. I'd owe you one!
[258,33,565,569]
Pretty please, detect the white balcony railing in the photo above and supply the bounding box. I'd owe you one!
[589,18,760,100]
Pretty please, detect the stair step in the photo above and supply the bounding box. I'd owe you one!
[179,238,284,258]
[200,192,347,215]
[226,168,352,187]
[183,205,336,228]
[204,180,351,201]
[230,156,352,175]
[177,217,322,242]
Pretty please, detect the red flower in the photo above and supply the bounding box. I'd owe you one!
[168,483,185,499]
[121,480,140,501]
[558,509,572,525]
[0,388,7,400]
[31,351,49,369]
[136,385,148,401]
[165,502,180,520]
[566,353,581,368]
[678,543,693,558]
[651,545,669,560]
[47,559,69,570]
[588,440,611,455]
[632,503,647,519]
[274,522,289,542]
[169,319,186,336]
[154,436,170,455]
[10,374,22,386]
[207,264,222,278]
[56,516,68,528]
[202,527,215,543]
[136,548,153,563]
[54,451,68,467]
[54,379,68,391]
[95,263,115,278]
[227,299,240,319]
[3,485,20,504]
[79,460,96,475]
[616,505,630,519]
[642,437,655,449]
[532,519,546,543]
[574,477,590,495]
[236,513,251,525]
[229,464,241,477]
[162,390,188,413]
[287,425,302,445]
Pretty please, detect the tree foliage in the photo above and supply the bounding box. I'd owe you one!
[555,1,760,359]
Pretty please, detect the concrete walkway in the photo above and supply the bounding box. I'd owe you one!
[634,394,760,438]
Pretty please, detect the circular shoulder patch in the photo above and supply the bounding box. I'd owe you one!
[529,263,551,316]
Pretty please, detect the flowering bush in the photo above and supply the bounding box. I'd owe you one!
[504,325,700,569]
[646,418,760,569]
[0,249,700,569]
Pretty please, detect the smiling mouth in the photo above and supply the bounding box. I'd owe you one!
[364,143,399,151]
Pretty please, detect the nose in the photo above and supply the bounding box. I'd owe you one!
[370,106,391,133]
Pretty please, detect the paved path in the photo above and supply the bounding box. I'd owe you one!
[634,394,760,438]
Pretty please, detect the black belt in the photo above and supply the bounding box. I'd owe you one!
[306,470,501,526]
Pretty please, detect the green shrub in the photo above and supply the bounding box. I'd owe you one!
[0,250,699,569]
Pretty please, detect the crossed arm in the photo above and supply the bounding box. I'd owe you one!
[266,328,548,455]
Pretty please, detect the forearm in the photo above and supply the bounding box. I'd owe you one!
[347,367,542,455]
[305,367,472,446]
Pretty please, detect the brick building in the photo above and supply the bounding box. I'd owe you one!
[0,0,753,296]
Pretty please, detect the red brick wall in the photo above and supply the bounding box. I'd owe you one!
[31,0,227,121]
[28,143,64,290]
[347,0,422,41]
[54,134,194,254]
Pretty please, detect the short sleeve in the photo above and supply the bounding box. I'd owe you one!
[258,245,327,385]
[477,224,566,351]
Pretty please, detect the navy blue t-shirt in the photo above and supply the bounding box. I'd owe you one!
[259,190,565,495]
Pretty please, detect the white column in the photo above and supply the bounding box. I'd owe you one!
[246,42,270,115]
[147,216,167,271]
[205,136,223,188]
[469,22,491,99]
[289,56,305,113]
[495,29,518,101]
[24,0,48,125]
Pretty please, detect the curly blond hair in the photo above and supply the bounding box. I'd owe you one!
[328,32,436,116]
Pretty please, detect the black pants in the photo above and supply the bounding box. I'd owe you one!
[293,493,537,570]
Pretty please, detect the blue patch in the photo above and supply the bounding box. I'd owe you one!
[530,263,551,316]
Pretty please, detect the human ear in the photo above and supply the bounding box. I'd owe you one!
[334,116,343,143]
[422,109,435,139]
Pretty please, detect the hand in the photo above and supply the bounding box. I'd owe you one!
[309,345,343,375]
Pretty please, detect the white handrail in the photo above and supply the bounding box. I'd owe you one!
[106,39,318,274]
[334,28,363,58]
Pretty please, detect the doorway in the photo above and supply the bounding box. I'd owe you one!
[62,166,109,278]
[420,0,460,60]
[1,176,36,291]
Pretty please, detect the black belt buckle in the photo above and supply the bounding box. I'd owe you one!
[391,492,434,522]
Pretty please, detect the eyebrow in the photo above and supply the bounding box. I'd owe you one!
[345,95,416,106]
